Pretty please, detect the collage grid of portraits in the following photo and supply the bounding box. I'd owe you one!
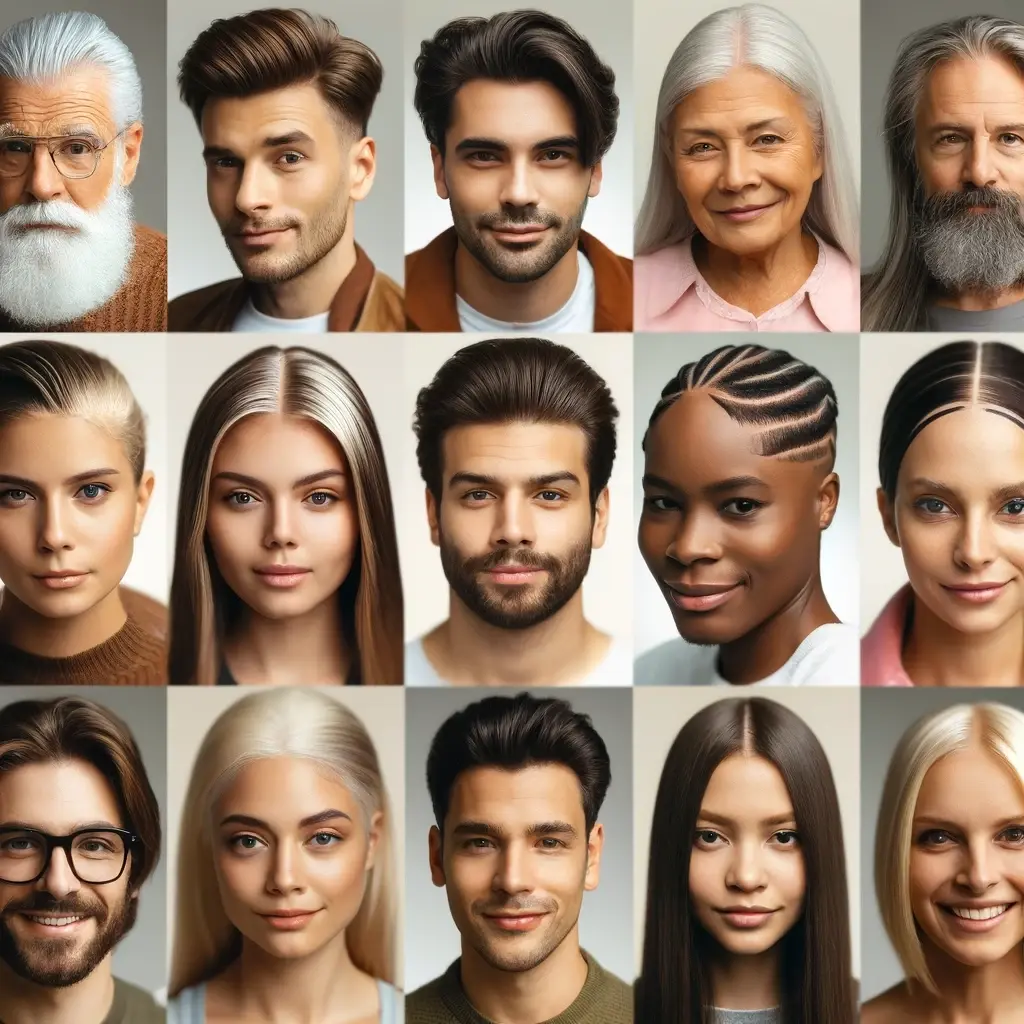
[2,0,1024,1023]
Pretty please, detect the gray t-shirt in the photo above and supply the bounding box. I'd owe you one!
[714,1009,780,1024]
[925,297,1024,331]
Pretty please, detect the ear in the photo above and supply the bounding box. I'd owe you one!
[877,486,901,547]
[817,471,839,530]
[349,135,377,203]
[587,160,603,199]
[430,145,449,200]
[590,486,610,549]
[428,825,446,887]
[119,122,143,187]
[364,809,384,870]
[133,471,156,536]
[583,822,604,892]
[426,486,441,547]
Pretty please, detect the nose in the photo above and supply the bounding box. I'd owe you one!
[665,509,722,565]
[725,839,768,893]
[25,145,66,202]
[37,498,74,554]
[39,847,81,900]
[497,157,542,210]
[719,143,761,193]
[953,512,997,570]
[234,160,273,216]
[492,842,531,896]
[963,138,998,189]
[267,843,304,894]
[489,493,535,549]
[264,499,297,550]
[958,840,999,894]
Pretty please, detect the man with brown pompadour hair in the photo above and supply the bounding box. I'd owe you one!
[169,7,403,333]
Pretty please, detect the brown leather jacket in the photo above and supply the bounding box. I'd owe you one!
[168,243,404,332]
[404,227,633,331]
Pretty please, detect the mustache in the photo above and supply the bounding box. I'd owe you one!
[0,200,95,230]
[462,549,562,573]
[474,896,558,915]
[3,892,103,917]
[476,208,562,231]
[921,185,1024,220]
[228,217,299,236]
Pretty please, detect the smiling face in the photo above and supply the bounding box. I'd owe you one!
[205,412,359,624]
[638,391,836,646]
[689,753,805,957]
[429,763,601,974]
[0,413,153,623]
[908,738,1024,968]
[670,66,823,259]
[878,406,1024,637]
[426,420,608,630]
[0,759,136,987]
[433,79,600,284]
[212,756,380,961]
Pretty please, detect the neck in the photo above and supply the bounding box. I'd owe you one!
[709,944,781,1011]
[454,239,580,323]
[427,590,610,686]
[0,956,115,1024]
[914,942,1024,1023]
[0,587,127,658]
[697,229,818,317]
[249,217,356,320]
[717,575,836,684]
[933,281,1024,312]
[458,931,588,1024]
[224,599,349,686]
[903,596,1024,687]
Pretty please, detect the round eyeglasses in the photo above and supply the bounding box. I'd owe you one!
[0,827,137,885]
[0,129,127,181]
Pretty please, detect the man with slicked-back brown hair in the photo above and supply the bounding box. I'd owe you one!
[169,8,403,333]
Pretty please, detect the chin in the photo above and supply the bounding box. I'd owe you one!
[670,614,747,647]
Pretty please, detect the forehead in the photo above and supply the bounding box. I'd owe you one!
[674,66,809,130]
[201,82,342,149]
[212,413,346,475]
[447,78,577,144]
[701,754,794,816]
[0,413,130,479]
[916,741,1024,822]
[447,763,586,829]
[917,54,1024,126]
[0,758,123,829]
[441,421,588,483]
[0,67,114,134]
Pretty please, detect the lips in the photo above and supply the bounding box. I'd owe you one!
[946,904,1013,921]
[714,201,779,222]
[941,580,1010,604]
[664,580,744,612]
[483,912,549,932]
[32,570,89,590]
[717,906,779,928]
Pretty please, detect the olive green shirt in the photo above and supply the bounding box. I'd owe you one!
[103,978,164,1024]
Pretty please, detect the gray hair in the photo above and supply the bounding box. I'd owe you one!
[634,3,858,262]
[863,15,1024,332]
[0,11,143,130]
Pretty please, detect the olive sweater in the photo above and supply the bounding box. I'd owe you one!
[407,951,632,1024]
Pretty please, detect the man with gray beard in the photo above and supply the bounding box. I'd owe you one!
[863,15,1024,332]
[0,12,166,333]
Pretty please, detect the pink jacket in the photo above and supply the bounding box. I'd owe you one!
[861,586,915,687]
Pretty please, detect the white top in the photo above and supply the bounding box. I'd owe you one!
[634,622,859,686]
[405,632,632,686]
[456,249,596,332]
[232,296,331,333]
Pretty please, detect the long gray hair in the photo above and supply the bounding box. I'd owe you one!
[862,15,1024,332]
[634,3,858,262]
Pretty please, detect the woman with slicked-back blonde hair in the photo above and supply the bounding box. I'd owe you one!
[168,345,402,685]
[168,687,401,1022]
[863,702,1024,1022]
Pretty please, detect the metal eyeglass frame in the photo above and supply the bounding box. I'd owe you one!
[0,826,137,885]
[0,127,129,180]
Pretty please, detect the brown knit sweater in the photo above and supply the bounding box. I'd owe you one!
[407,951,632,1024]
[0,223,167,333]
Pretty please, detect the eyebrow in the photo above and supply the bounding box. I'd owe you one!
[451,820,579,839]
[454,135,579,154]
[0,819,122,831]
[929,122,1024,136]
[0,468,120,489]
[0,124,100,138]
[907,477,1024,499]
[202,130,315,161]
[219,809,352,829]
[642,473,768,494]
[212,469,346,490]
[448,471,581,490]
[698,810,797,828]
[679,118,790,136]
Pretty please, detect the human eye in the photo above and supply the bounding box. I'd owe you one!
[754,134,783,146]
[685,141,716,156]
[0,832,42,855]
[999,133,1023,147]
[463,837,495,851]
[225,490,259,509]
[76,482,111,502]
[643,494,678,512]
[0,488,32,506]
[0,138,32,155]
[936,133,967,147]
[277,150,306,167]
[771,830,800,847]
[228,834,266,854]
[914,496,951,516]
[307,831,342,849]
[722,497,763,517]
[538,836,567,850]
[1000,497,1024,517]
[463,489,493,503]
[539,148,571,163]
[304,490,337,508]
[58,138,96,157]
[465,150,500,165]
[999,824,1024,845]
[694,829,725,849]
[917,828,956,848]
[536,489,567,503]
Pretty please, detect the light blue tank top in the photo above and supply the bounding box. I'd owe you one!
[168,978,400,1023]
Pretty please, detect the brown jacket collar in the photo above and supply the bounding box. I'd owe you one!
[405,227,633,332]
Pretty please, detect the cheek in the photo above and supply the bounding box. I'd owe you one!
[778,854,806,903]
[205,508,249,572]
[66,163,113,212]
[731,512,807,573]
[687,853,717,906]
[91,500,139,566]
[674,161,715,212]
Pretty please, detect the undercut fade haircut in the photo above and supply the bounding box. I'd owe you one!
[414,337,619,507]
[426,692,611,835]
[412,9,619,167]
[644,344,839,466]
[178,8,383,135]
[0,697,161,890]
[879,340,1024,500]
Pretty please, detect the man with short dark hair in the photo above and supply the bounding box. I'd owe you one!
[408,692,631,1024]
[406,10,632,332]
[408,337,631,687]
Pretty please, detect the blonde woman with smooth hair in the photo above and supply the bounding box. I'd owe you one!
[169,345,402,685]
[168,687,401,1023]
[0,339,165,684]
[634,3,859,333]
[864,702,1024,1022]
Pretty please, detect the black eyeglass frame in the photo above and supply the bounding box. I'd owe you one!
[0,128,129,180]
[0,826,138,885]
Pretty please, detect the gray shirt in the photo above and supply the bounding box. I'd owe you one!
[925,297,1024,331]
[714,1009,780,1024]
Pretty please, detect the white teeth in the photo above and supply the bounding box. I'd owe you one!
[949,904,1011,921]
[25,915,84,927]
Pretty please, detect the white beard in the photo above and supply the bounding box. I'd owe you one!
[0,175,135,327]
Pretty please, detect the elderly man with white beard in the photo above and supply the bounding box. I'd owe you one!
[0,11,166,333]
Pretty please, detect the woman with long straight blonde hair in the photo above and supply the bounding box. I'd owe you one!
[168,345,402,685]
[168,687,400,1022]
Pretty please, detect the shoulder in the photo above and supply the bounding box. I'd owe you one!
[861,586,914,687]
[785,622,860,686]
[357,270,405,332]
[814,242,860,331]
[403,634,446,687]
[168,278,244,327]
[634,638,715,685]
[120,586,168,642]
[133,223,167,260]
[114,977,166,1021]
[406,229,456,272]
[634,242,695,325]
[581,635,634,686]
[580,231,632,277]
[860,982,916,1024]
[405,971,449,1015]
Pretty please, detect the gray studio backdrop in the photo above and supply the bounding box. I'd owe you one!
[0,0,166,233]
[861,0,1024,269]
[632,334,861,660]
[860,688,1024,1000]
[0,687,167,998]
[404,687,634,992]
[167,0,405,298]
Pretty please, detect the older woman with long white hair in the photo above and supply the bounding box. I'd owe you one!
[634,3,859,332]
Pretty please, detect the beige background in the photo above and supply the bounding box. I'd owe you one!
[632,687,861,977]
[858,335,1024,630]
[165,687,406,985]
[399,334,634,647]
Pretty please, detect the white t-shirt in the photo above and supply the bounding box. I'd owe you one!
[405,632,632,686]
[232,296,330,333]
[456,250,596,333]
[634,623,859,687]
